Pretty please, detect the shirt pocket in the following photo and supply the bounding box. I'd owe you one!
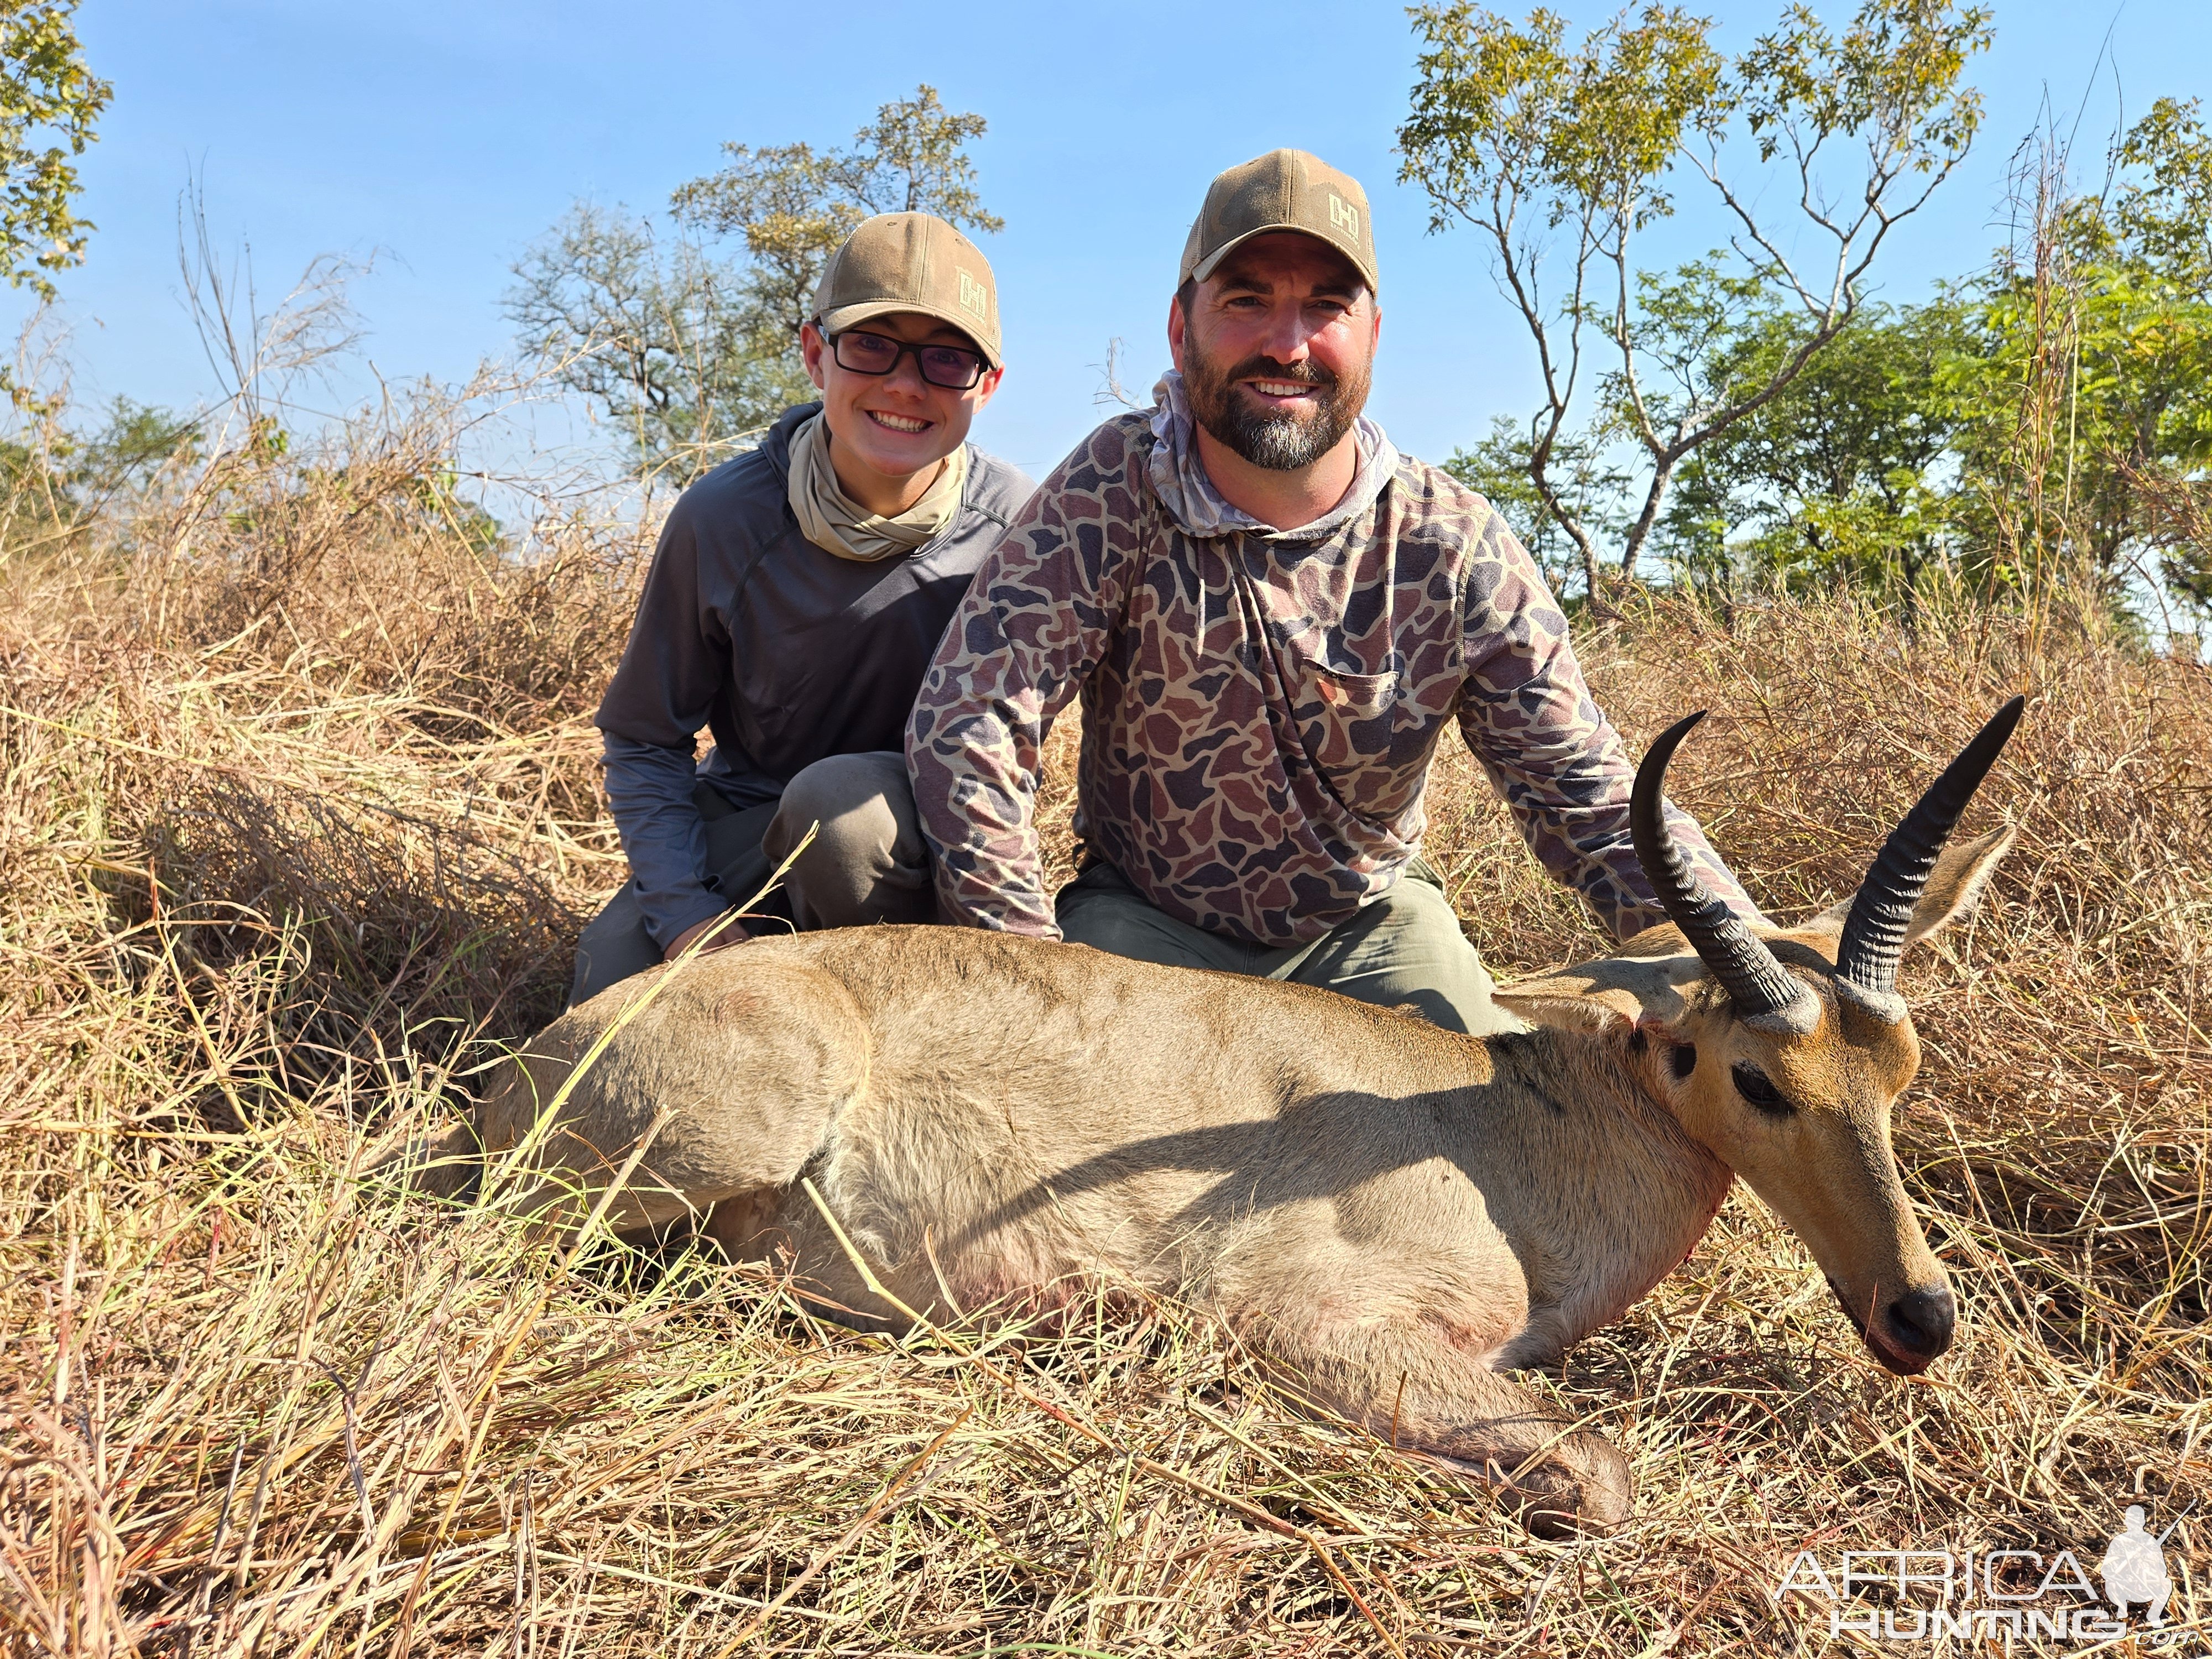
[1307,661,1399,724]
[1280,643,1439,824]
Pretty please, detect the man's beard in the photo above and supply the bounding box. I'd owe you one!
[1181,340,1370,472]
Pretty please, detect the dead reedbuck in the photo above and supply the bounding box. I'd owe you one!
[403,699,2023,1535]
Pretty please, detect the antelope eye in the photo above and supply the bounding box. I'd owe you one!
[1668,1042,1697,1080]
[1731,1062,1793,1116]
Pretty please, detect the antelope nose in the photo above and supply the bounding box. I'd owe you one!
[1883,1285,1957,1360]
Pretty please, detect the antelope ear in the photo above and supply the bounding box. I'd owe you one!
[1902,825,2016,945]
[1807,825,2016,948]
[1494,952,1707,1037]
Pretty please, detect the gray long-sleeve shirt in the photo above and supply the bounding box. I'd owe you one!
[595,402,1035,948]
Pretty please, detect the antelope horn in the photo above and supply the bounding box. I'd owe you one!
[1834,695,2025,1013]
[1630,711,1808,1023]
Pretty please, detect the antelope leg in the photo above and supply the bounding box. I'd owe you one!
[1249,1314,1631,1537]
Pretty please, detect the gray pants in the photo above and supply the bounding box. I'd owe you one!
[570,751,935,1006]
[1055,859,1515,1036]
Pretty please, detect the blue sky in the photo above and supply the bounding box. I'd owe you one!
[14,0,2212,481]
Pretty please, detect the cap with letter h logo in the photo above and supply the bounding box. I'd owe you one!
[1179,149,1379,296]
[812,211,1003,369]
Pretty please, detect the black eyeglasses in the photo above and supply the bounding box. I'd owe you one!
[825,327,991,390]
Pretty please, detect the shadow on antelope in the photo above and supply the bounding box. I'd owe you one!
[387,698,2023,1536]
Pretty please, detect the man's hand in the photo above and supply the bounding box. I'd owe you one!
[664,912,748,962]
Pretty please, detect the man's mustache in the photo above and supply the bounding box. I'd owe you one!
[1222,355,1338,392]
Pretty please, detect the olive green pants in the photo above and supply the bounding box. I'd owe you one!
[1053,859,1516,1036]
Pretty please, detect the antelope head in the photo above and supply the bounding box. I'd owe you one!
[1500,698,2023,1375]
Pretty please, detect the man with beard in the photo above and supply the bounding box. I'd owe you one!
[905,151,1752,1031]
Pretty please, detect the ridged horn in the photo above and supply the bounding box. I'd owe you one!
[1630,711,1807,1021]
[1834,695,2025,1003]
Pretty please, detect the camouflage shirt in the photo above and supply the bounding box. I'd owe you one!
[906,384,1755,947]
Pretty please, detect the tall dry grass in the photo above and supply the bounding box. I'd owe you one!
[2,388,2208,1656]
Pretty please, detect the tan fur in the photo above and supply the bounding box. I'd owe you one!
[391,827,2013,1538]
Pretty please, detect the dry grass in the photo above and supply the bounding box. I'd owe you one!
[2,405,2208,1656]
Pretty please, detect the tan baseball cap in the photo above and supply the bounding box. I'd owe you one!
[812,211,1003,369]
[1179,149,1379,296]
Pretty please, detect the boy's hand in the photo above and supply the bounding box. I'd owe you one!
[664,912,747,961]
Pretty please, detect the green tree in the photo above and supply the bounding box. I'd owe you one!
[1630,100,2212,622]
[671,84,1002,345]
[1444,414,1629,598]
[1399,0,1990,607]
[506,202,807,480]
[0,0,108,297]
[3,395,194,555]
[1652,295,1975,599]
[508,86,1000,481]
[1942,98,2212,609]
[1805,98,2212,618]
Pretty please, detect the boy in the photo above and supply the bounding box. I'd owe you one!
[573,211,1031,1004]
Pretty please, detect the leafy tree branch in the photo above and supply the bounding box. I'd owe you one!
[507,86,999,481]
[0,0,108,298]
[1399,0,1990,606]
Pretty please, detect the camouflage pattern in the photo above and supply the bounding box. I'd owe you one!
[906,406,1757,948]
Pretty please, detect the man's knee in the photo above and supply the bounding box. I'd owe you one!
[1295,875,1517,1036]
[1060,894,1201,971]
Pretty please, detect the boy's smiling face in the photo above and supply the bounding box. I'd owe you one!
[801,311,1001,498]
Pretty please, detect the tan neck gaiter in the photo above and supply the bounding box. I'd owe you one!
[785,412,969,562]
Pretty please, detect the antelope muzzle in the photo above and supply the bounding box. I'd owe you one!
[1829,1275,1958,1375]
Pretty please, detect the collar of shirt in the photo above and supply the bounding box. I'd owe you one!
[1145,371,1399,542]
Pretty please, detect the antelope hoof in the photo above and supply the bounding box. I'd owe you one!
[1418,1431,1632,1538]
[1514,1434,1632,1539]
